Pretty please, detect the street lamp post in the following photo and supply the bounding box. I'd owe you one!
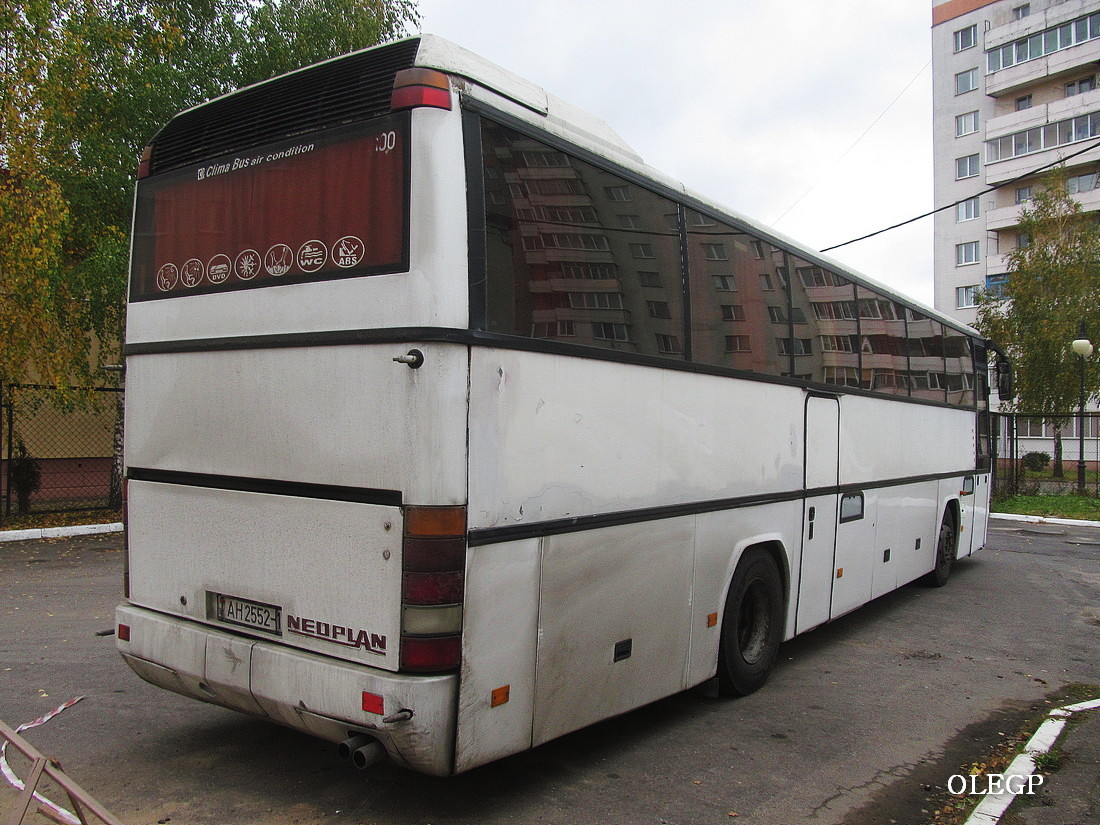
[1071,324,1094,496]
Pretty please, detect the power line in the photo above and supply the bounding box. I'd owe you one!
[773,59,932,227]
[821,137,1100,253]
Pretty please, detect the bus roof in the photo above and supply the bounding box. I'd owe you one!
[151,34,982,341]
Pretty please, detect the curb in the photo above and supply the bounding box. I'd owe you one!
[963,698,1100,825]
[0,522,123,543]
[990,512,1100,529]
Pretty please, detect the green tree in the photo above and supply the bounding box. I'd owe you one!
[976,168,1100,475]
[1,0,417,393]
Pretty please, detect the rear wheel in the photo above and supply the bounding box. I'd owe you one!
[717,548,784,697]
[925,508,958,588]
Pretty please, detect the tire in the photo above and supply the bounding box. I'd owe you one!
[925,508,958,588]
[717,548,785,697]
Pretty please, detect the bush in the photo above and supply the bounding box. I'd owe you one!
[1022,451,1051,472]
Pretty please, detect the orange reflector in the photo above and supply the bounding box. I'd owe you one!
[836,567,844,578]
[393,67,451,90]
[491,685,510,708]
[117,623,131,641]
[706,612,718,628]
[404,506,466,538]
[362,691,384,715]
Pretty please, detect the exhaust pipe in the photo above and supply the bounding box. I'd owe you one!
[337,734,374,762]
[351,739,386,770]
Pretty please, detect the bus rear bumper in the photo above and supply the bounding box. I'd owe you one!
[116,604,458,775]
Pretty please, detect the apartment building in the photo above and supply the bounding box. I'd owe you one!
[932,0,1100,326]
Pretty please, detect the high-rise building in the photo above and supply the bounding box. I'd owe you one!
[931,0,1100,326]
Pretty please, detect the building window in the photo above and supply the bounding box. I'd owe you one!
[721,304,745,321]
[725,335,751,353]
[956,111,980,137]
[954,24,977,52]
[1013,4,1030,20]
[759,273,774,291]
[777,338,813,356]
[618,214,644,230]
[656,334,681,354]
[569,292,624,309]
[630,242,656,259]
[956,285,979,308]
[986,111,1100,162]
[1067,76,1097,97]
[985,273,1008,298]
[1016,95,1033,111]
[702,243,728,261]
[987,10,1100,73]
[593,322,630,341]
[956,241,980,265]
[820,335,855,352]
[1068,172,1100,193]
[543,233,610,251]
[647,300,672,319]
[956,154,980,179]
[1017,232,1031,248]
[532,321,576,338]
[955,68,978,95]
[638,271,661,287]
[1016,186,1032,203]
[713,275,736,291]
[604,185,632,202]
[750,240,765,259]
[957,196,980,222]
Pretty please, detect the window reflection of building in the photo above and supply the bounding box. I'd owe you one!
[480,116,981,411]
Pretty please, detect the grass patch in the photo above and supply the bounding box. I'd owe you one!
[992,494,1100,520]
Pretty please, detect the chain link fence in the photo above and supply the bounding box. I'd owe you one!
[0,385,123,526]
[993,411,1100,498]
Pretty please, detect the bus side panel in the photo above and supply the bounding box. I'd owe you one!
[455,539,540,773]
[531,517,695,747]
[871,482,939,595]
[467,349,804,530]
[840,397,975,484]
[688,503,801,686]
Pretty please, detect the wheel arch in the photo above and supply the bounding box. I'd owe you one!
[720,535,792,634]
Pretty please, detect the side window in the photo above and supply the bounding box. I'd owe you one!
[857,286,909,396]
[480,118,684,359]
[687,215,787,375]
[789,259,856,387]
[908,312,947,403]
[944,326,975,407]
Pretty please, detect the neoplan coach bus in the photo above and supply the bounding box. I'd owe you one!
[117,35,997,775]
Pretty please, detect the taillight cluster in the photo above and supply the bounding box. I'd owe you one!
[400,506,466,672]
[390,68,452,112]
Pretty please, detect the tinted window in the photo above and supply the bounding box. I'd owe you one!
[481,119,684,358]
[687,215,788,374]
[130,114,410,301]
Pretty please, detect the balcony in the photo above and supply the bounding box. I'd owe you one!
[985,38,1100,97]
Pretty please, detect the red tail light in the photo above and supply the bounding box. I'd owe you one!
[400,505,465,673]
[391,68,452,112]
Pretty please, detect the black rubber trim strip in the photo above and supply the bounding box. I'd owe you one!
[127,467,402,507]
[467,468,982,547]
[123,326,975,413]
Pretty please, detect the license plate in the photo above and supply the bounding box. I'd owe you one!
[215,593,282,635]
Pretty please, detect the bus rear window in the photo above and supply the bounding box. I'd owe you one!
[130,113,410,301]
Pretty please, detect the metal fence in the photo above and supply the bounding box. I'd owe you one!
[0,385,123,526]
[993,411,1100,498]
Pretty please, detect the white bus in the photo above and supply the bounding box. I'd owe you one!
[117,35,996,776]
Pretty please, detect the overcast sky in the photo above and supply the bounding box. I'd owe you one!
[407,0,937,304]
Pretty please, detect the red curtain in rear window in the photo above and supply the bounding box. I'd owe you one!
[130,115,409,301]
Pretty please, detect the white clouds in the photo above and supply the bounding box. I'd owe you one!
[411,0,936,303]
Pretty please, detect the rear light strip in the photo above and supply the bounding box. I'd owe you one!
[399,505,466,673]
